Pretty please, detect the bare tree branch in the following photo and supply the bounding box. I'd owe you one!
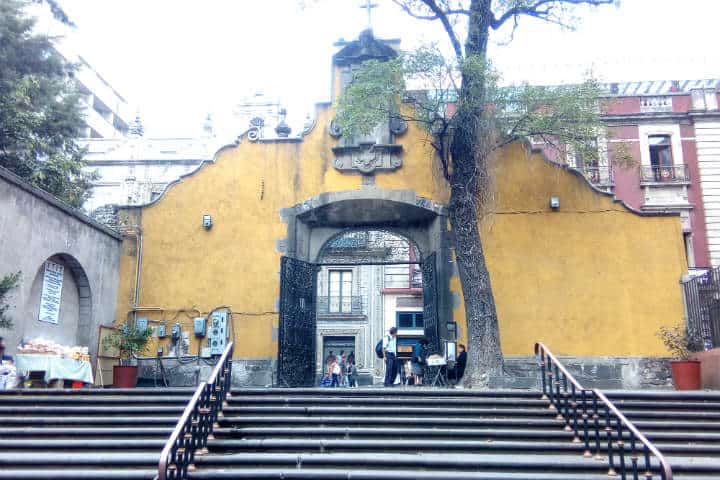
[419,0,465,61]
[390,0,470,20]
[491,0,615,30]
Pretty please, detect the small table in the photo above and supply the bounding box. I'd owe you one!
[16,354,93,386]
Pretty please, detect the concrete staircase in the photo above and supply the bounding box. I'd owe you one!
[2,387,720,479]
[0,387,194,480]
[188,388,720,480]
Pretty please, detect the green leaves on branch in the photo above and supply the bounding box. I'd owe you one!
[0,0,95,208]
[336,43,623,172]
[0,272,21,330]
[657,324,705,360]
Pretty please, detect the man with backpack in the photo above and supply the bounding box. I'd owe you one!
[382,327,398,387]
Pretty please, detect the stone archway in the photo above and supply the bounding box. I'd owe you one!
[277,189,454,386]
[24,253,92,348]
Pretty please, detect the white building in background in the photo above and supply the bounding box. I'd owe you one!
[29,3,133,139]
[79,124,218,212]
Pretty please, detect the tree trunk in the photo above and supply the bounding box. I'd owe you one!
[448,155,503,387]
[446,0,503,386]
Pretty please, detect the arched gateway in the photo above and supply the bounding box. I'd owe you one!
[276,190,453,387]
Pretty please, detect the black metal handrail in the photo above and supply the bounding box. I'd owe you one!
[535,342,673,480]
[158,342,234,480]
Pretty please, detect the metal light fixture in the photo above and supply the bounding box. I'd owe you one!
[549,196,560,210]
[202,214,213,230]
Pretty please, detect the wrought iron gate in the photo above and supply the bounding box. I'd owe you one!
[277,256,318,387]
[422,252,441,354]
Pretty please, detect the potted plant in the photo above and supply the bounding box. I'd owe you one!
[103,323,153,388]
[657,324,704,390]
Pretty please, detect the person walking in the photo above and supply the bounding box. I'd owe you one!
[382,327,398,387]
[411,337,428,386]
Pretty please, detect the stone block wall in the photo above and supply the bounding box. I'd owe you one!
[490,356,673,390]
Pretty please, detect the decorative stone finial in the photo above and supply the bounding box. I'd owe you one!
[275,108,291,138]
[202,114,214,136]
[128,113,144,138]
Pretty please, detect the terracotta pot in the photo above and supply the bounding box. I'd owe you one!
[112,365,138,388]
[670,360,701,390]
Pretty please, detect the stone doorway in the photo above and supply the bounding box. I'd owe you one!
[277,189,454,387]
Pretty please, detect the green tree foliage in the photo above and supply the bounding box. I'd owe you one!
[337,0,619,385]
[0,0,96,208]
[0,272,22,330]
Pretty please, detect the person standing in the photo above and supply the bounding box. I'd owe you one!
[346,360,358,387]
[338,350,347,387]
[330,358,341,387]
[382,327,398,387]
[411,337,428,386]
[449,343,467,384]
[0,337,17,390]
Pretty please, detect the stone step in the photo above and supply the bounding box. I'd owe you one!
[1,426,173,438]
[604,390,720,401]
[206,437,720,456]
[0,405,186,415]
[0,415,179,426]
[0,388,194,396]
[218,415,566,429]
[0,439,167,450]
[0,469,157,480]
[216,425,720,445]
[193,451,720,474]
[230,388,542,398]
[187,468,631,480]
[0,452,159,466]
[227,395,550,407]
[0,395,191,405]
[222,405,557,417]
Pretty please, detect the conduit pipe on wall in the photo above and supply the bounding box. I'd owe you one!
[123,224,144,323]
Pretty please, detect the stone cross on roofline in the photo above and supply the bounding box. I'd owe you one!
[360,0,378,29]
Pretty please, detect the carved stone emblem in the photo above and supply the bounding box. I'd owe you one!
[332,143,403,175]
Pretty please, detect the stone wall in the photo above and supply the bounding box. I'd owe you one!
[0,167,122,360]
[490,355,673,390]
[137,357,275,387]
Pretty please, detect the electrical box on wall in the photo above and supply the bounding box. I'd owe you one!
[208,310,228,355]
[171,323,182,340]
[193,317,207,337]
[156,323,167,338]
[136,317,148,332]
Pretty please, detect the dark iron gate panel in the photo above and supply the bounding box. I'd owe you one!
[422,252,441,354]
[277,256,318,387]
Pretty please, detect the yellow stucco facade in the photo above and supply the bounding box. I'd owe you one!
[115,100,686,362]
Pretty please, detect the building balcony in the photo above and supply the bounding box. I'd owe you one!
[640,165,690,185]
[640,96,673,113]
[317,295,365,316]
[578,166,613,187]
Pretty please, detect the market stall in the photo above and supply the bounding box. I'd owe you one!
[16,339,92,387]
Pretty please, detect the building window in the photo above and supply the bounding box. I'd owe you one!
[648,135,673,181]
[397,311,423,329]
[329,270,352,313]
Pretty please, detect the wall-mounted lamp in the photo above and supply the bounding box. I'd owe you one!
[549,196,560,210]
[202,214,213,230]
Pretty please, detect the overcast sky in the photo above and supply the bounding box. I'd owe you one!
[54,0,720,138]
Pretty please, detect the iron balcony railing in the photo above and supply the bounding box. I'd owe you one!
[682,266,720,349]
[639,165,690,184]
[317,295,364,315]
[579,166,613,186]
[158,342,234,480]
[535,342,673,480]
